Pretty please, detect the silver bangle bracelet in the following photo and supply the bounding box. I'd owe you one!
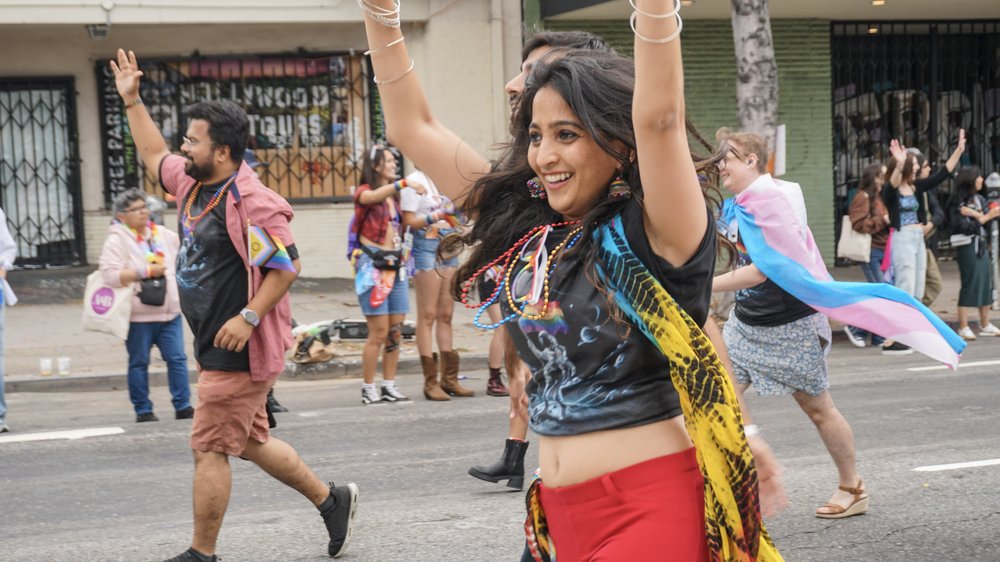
[629,0,681,19]
[365,35,405,56]
[744,424,762,439]
[630,10,683,44]
[373,59,415,85]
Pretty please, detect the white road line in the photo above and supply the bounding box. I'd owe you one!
[907,359,1000,372]
[912,458,1000,472]
[0,427,124,444]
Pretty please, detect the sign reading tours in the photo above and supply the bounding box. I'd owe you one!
[96,53,369,203]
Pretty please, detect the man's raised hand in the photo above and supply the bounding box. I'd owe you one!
[109,49,143,101]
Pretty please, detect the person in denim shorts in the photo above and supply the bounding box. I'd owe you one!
[351,146,419,404]
[399,171,475,401]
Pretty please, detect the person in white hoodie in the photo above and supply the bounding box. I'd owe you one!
[0,205,16,433]
[99,188,192,422]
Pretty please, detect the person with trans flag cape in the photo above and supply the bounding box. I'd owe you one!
[712,129,963,522]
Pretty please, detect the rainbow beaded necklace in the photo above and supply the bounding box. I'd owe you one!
[182,173,237,241]
[461,221,584,329]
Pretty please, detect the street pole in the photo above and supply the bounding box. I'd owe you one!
[992,220,999,311]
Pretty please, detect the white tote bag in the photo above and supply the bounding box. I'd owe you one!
[82,270,133,340]
[836,215,872,263]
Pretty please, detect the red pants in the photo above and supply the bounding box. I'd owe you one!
[538,447,709,562]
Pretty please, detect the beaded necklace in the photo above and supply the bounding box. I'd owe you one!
[460,221,584,329]
[182,173,237,240]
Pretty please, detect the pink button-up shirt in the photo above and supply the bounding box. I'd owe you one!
[160,154,295,381]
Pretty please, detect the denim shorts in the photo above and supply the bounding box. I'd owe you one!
[412,229,458,272]
[358,272,410,316]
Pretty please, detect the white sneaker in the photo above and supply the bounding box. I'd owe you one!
[843,326,866,348]
[361,386,383,405]
[957,326,977,340]
[978,323,1000,337]
[380,384,410,402]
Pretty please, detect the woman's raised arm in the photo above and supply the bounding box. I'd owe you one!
[360,1,490,202]
[631,0,706,267]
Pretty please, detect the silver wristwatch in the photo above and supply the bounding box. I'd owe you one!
[240,308,260,328]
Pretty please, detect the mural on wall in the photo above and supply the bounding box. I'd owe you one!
[96,53,370,203]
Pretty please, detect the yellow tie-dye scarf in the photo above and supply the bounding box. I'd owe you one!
[524,216,783,562]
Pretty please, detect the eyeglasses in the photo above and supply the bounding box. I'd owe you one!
[123,205,149,214]
[182,136,208,147]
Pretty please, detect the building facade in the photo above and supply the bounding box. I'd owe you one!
[0,0,522,277]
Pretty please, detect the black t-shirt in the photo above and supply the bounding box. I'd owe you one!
[721,220,815,327]
[176,181,250,372]
[175,181,300,372]
[502,199,716,436]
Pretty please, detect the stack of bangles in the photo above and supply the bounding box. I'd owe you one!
[392,178,408,192]
[629,0,684,44]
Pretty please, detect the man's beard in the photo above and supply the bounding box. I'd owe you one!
[184,158,213,182]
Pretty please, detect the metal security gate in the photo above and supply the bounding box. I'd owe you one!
[831,21,1000,251]
[0,77,83,267]
[96,52,371,204]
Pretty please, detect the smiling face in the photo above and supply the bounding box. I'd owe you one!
[506,46,554,112]
[527,86,619,220]
[716,140,761,194]
[376,149,398,184]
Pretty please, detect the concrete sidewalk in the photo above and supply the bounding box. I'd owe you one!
[3,258,977,393]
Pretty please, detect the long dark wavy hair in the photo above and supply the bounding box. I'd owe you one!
[952,166,983,205]
[452,51,724,305]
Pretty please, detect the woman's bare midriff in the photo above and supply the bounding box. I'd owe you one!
[359,234,398,251]
[538,416,692,488]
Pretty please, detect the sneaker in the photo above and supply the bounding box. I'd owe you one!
[163,547,217,562]
[958,326,977,340]
[320,482,359,558]
[843,326,867,348]
[380,384,409,402]
[361,386,383,405]
[136,412,159,423]
[0,423,9,433]
[881,342,914,356]
[978,323,1000,337]
[175,406,195,420]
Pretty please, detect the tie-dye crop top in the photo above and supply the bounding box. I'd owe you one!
[502,200,716,436]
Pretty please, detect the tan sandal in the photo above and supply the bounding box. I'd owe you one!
[815,479,869,519]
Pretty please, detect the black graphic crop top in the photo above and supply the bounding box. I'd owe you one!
[501,199,717,437]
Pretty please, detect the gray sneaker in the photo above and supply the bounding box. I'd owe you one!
[320,482,359,558]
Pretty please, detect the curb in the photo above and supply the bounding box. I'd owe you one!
[5,353,492,393]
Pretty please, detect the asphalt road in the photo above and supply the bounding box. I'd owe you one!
[2,341,999,562]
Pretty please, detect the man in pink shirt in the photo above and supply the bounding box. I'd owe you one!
[111,49,357,562]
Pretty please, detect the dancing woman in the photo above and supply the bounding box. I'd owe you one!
[361,1,783,559]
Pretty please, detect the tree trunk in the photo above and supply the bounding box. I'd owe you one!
[730,0,779,151]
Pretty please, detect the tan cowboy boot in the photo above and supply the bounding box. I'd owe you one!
[422,354,450,401]
[439,350,475,397]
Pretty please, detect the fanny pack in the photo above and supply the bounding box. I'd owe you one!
[360,245,402,271]
[138,277,167,306]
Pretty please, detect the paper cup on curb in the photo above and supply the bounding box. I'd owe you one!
[57,356,71,376]
[39,358,53,376]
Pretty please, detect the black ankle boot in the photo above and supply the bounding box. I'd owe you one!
[267,389,289,413]
[468,438,529,490]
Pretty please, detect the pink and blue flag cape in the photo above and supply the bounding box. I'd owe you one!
[248,224,296,273]
[721,183,965,369]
